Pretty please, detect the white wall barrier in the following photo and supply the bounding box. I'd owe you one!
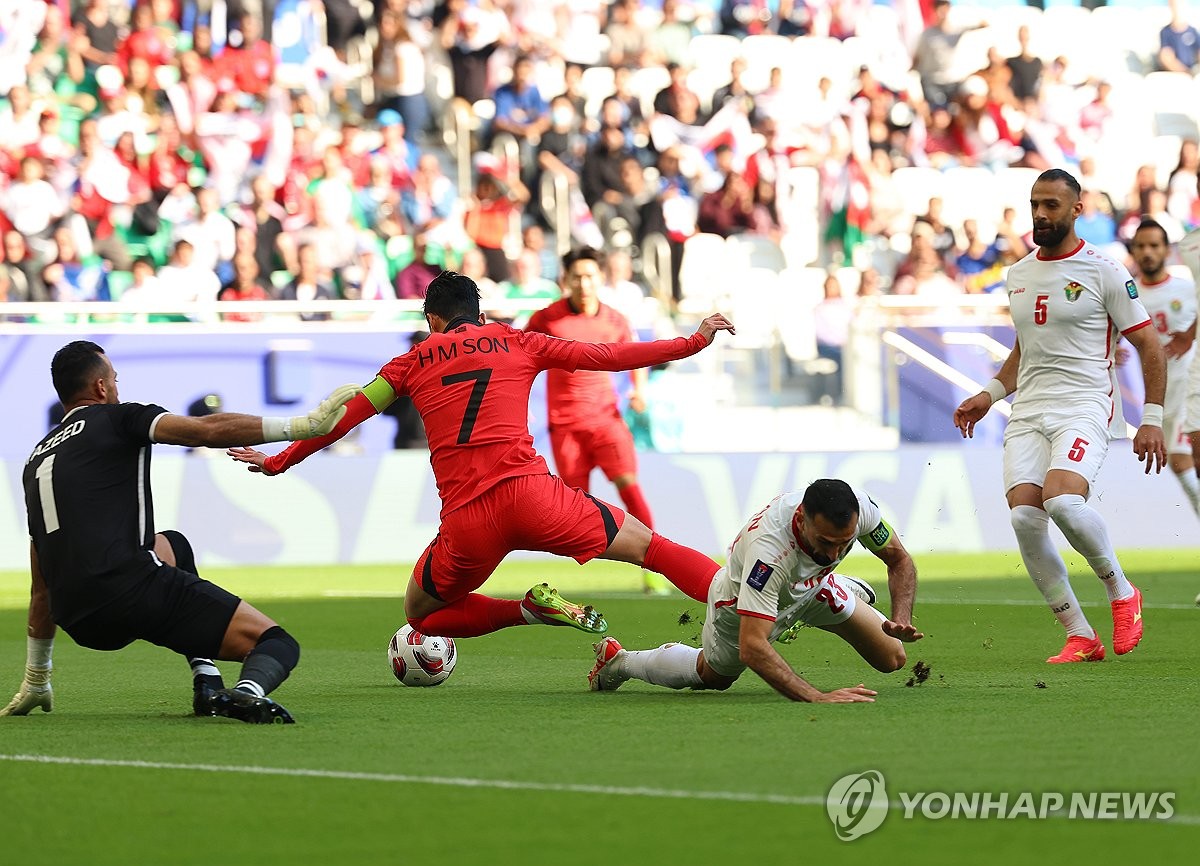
[4,444,1196,571]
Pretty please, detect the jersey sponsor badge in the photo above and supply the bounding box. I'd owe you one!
[1064,281,1085,302]
[1126,279,1139,299]
[746,560,774,591]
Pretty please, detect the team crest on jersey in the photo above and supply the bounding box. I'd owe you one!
[1172,298,1183,312]
[1126,279,1139,299]
[746,560,774,591]
[1064,281,1085,302]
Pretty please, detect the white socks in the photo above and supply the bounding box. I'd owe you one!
[1043,494,1134,602]
[1174,467,1200,516]
[620,643,704,690]
[1010,505,1093,638]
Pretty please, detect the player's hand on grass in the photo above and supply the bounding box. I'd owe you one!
[882,620,925,642]
[0,668,53,716]
[953,393,992,439]
[814,684,877,703]
[696,314,736,344]
[1133,425,1166,475]
[290,384,362,440]
[227,447,277,475]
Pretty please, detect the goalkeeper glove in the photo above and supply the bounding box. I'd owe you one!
[0,666,53,716]
[292,383,362,440]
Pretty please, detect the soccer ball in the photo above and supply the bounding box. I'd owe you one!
[388,625,457,687]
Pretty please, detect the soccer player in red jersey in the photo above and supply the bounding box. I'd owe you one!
[526,248,666,593]
[229,271,734,639]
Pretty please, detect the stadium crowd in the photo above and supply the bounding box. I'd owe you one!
[0,0,1196,328]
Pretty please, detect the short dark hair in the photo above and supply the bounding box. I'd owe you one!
[51,340,107,404]
[1036,168,1082,200]
[562,247,604,273]
[424,270,481,323]
[802,479,860,528]
[1133,218,1170,246]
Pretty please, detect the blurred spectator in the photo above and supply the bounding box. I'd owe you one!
[218,252,271,321]
[440,0,511,105]
[1146,188,1186,244]
[813,273,853,402]
[216,14,274,99]
[912,0,986,108]
[235,175,291,279]
[42,225,108,303]
[1006,25,1043,104]
[606,0,648,68]
[1075,187,1119,248]
[295,196,360,272]
[697,171,756,237]
[536,93,585,192]
[374,10,428,144]
[858,267,883,299]
[491,53,550,182]
[650,0,695,67]
[1160,1,1200,74]
[522,224,558,280]
[157,239,221,303]
[395,235,442,300]
[607,69,646,140]
[357,156,404,237]
[373,108,418,189]
[118,1,176,74]
[26,3,73,98]
[461,246,500,306]
[653,62,701,125]
[77,0,119,72]
[582,124,635,242]
[0,84,42,152]
[176,186,236,275]
[401,153,460,247]
[598,248,648,326]
[280,243,335,320]
[913,197,957,263]
[2,156,64,251]
[994,207,1030,265]
[955,219,1005,294]
[1078,80,1114,142]
[464,167,528,281]
[1,230,45,302]
[712,58,757,121]
[721,0,773,39]
[350,236,396,301]
[308,146,356,232]
[498,247,560,301]
[893,223,961,298]
[1167,139,1200,229]
[118,256,168,306]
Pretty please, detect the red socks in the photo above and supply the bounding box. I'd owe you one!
[642,533,720,603]
[409,594,527,638]
[618,483,654,529]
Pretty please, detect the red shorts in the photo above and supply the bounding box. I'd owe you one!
[413,474,627,602]
[549,417,637,491]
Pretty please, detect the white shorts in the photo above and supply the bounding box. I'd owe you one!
[701,569,859,677]
[1184,350,1200,435]
[1002,406,1110,494]
[1165,358,1191,455]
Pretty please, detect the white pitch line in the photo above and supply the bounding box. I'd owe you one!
[1,754,1196,826]
[919,598,1200,611]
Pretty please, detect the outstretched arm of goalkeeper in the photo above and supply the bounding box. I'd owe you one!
[228,378,396,475]
[1,545,56,716]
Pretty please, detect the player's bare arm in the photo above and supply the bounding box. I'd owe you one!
[737,615,877,703]
[1124,325,1168,474]
[873,535,924,642]
[954,340,1021,438]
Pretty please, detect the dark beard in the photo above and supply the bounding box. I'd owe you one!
[811,550,834,567]
[1032,221,1070,249]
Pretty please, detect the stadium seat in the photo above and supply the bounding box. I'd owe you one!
[728,234,786,272]
[891,166,945,221]
[725,268,781,351]
[776,267,825,362]
[580,66,615,118]
[629,66,672,118]
[941,166,1001,228]
[677,232,731,314]
[688,34,742,78]
[740,34,793,82]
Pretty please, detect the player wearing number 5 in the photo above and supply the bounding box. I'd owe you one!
[954,169,1167,663]
[229,271,735,641]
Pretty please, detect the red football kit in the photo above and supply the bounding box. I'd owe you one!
[264,319,712,602]
[525,299,639,488]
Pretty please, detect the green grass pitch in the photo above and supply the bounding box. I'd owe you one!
[0,550,1197,865]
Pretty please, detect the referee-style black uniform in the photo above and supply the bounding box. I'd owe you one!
[22,402,241,654]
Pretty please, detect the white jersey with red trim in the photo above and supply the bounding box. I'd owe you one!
[1137,272,1197,383]
[710,488,885,638]
[1006,240,1151,437]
